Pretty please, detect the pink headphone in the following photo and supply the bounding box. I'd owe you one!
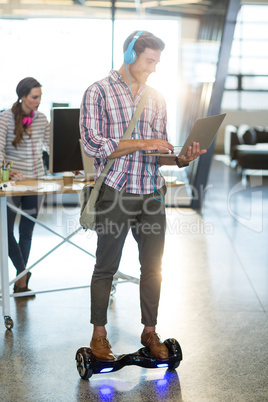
[22,110,34,126]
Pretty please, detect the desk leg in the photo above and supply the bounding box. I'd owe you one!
[0,197,13,329]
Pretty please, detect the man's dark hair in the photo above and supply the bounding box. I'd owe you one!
[123,31,165,59]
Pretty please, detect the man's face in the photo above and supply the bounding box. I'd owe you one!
[129,47,161,84]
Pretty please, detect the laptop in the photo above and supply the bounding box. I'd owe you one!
[79,139,94,181]
[145,113,226,157]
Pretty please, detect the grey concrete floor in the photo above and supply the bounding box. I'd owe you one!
[1,156,268,401]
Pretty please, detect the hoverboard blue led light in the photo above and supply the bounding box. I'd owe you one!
[100,367,114,373]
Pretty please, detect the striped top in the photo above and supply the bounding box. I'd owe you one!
[80,69,167,194]
[0,109,50,179]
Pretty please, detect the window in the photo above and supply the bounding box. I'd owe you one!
[222,5,268,110]
[0,18,179,143]
[0,18,112,116]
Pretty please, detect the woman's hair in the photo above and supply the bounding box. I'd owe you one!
[11,77,41,148]
[123,31,165,59]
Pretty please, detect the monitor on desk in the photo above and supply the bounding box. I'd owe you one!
[49,107,94,180]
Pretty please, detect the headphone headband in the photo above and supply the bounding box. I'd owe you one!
[124,30,144,65]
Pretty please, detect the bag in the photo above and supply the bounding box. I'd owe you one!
[79,184,96,230]
[79,87,149,230]
[80,184,93,214]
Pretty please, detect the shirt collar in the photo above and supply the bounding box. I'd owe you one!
[109,69,122,83]
[109,69,146,95]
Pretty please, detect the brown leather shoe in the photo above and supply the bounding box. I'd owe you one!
[90,336,115,361]
[141,332,169,360]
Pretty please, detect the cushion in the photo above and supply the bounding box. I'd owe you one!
[237,125,257,145]
[254,127,268,144]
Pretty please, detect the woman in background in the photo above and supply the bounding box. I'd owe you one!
[0,77,50,293]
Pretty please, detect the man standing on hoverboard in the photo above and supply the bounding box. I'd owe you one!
[80,31,206,361]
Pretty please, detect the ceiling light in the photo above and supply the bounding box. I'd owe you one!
[159,0,202,5]
[20,0,73,5]
[85,1,111,6]
[12,8,85,15]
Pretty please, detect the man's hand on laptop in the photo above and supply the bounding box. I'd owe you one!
[141,139,174,153]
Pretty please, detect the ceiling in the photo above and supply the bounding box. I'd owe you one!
[0,0,235,19]
[0,0,267,19]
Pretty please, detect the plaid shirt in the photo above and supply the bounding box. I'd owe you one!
[80,70,167,194]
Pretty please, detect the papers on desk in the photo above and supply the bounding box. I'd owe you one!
[8,185,43,192]
[40,174,86,182]
[0,181,13,191]
[40,175,63,180]
[37,182,62,192]
[0,180,43,192]
[8,183,62,192]
[1,178,85,193]
[9,182,84,193]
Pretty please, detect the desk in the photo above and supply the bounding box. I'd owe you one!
[0,178,139,330]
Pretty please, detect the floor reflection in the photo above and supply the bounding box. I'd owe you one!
[76,369,182,401]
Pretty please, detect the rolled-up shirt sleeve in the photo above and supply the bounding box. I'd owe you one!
[80,85,120,160]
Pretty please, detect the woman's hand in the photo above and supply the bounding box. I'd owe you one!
[9,170,24,181]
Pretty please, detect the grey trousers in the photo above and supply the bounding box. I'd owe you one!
[90,184,166,327]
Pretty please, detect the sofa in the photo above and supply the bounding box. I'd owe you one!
[224,124,268,174]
